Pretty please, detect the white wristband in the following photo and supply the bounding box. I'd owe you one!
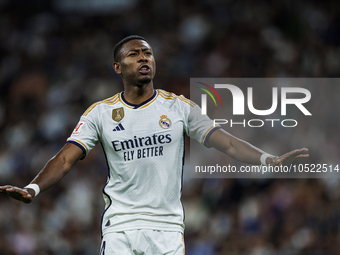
[24,184,40,197]
[260,153,272,166]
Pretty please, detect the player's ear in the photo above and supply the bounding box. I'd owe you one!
[113,62,121,74]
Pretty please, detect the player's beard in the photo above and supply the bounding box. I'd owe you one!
[137,76,152,85]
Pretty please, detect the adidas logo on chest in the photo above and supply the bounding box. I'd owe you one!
[113,123,125,131]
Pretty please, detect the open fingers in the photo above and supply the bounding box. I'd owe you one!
[283,148,309,159]
[0,185,14,192]
[295,148,309,155]
[275,148,309,166]
[1,186,32,203]
[7,187,31,197]
[294,154,309,159]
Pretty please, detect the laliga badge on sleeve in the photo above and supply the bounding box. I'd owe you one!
[112,107,124,122]
[72,121,85,136]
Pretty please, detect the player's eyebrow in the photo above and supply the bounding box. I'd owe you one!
[128,47,152,53]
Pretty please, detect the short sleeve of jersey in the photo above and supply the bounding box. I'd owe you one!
[185,102,221,147]
[67,110,100,159]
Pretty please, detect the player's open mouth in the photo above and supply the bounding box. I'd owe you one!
[139,65,151,74]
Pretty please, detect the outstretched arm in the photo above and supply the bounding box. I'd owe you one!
[208,129,309,166]
[0,143,83,203]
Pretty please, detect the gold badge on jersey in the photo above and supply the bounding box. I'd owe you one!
[159,115,171,129]
[112,107,124,122]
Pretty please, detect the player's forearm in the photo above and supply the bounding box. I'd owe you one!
[29,156,72,193]
[208,129,272,165]
[223,136,267,164]
[26,143,83,196]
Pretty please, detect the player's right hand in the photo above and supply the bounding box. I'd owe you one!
[0,185,33,204]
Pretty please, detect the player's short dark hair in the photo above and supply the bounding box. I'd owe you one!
[113,35,148,62]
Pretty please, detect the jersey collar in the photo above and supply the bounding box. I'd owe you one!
[120,89,158,109]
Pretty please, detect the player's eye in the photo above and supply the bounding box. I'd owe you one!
[129,52,137,56]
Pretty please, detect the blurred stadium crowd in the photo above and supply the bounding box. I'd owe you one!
[0,0,340,254]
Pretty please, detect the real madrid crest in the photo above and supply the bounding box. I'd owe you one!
[159,114,171,129]
[112,107,124,122]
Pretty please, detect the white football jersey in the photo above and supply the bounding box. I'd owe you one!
[67,89,219,236]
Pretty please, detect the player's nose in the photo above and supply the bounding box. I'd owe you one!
[138,54,148,62]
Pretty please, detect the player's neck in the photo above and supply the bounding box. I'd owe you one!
[123,82,154,105]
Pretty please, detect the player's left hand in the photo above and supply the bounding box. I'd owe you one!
[0,185,33,204]
[268,148,309,166]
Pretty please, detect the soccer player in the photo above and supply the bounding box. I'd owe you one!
[0,35,308,254]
